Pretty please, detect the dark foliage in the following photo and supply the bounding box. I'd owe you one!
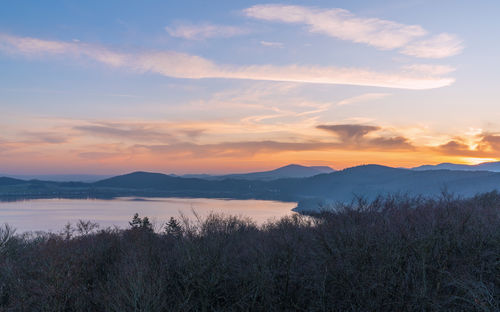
[1,192,500,311]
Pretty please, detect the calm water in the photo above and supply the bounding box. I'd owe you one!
[0,197,297,232]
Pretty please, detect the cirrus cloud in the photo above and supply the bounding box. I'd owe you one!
[0,33,455,89]
[337,93,391,106]
[165,22,249,40]
[244,4,463,59]
[401,33,463,59]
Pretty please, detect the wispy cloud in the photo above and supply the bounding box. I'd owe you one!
[0,131,69,155]
[73,122,207,143]
[402,64,456,76]
[260,40,284,48]
[21,131,68,144]
[244,4,463,58]
[74,123,174,143]
[401,33,463,59]
[138,134,414,159]
[0,33,126,66]
[337,93,391,106]
[244,4,425,50]
[78,151,123,160]
[0,33,455,89]
[129,51,456,89]
[165,22,248,40]
[138,141,332,158]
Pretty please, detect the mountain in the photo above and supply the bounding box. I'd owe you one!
[92,171,271,198]
[95,171,182,189]
[83,165,500,204]
[288,165,500,202]
[3,165,500,211]
[182,164,335,181]
[413,161,500,172]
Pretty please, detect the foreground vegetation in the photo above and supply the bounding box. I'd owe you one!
[1,192,500,311]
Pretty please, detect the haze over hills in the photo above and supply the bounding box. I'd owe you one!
[0,164,333,183]
[413,161,500,172]
[0,174,111,182]
[179,164,335,180]
[3,164,500,211]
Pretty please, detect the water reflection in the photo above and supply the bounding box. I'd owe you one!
[0,197,297,232]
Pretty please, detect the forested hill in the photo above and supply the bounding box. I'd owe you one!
[2,165,500,210]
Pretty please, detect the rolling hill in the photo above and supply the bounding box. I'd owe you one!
[2,165,500,211]
[0,177,27,186]
[413,161,500,172]
[181,164,335,180]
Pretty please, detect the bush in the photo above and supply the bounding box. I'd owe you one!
[0,192,499,311]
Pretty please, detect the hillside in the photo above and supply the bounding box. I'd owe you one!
[182,164,335,180]
[3,165,500,209]
[413,161,500,172]
[0,177,27,186]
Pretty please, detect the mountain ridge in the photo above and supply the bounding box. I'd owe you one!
[180,164,335,180]
[413,161,500,172]
[3,164,500,212]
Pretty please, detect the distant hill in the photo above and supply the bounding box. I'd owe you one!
[3,165,500,211]
[182,164,335,181]
[413,161,500,172]
[288,165,500,209]
[92,171,270,198]
[90,165,500,205]
[0,177,26,186]
[0,174,111,182]
[94,171,224,190]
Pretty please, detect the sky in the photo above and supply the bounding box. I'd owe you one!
[1,0,500,175]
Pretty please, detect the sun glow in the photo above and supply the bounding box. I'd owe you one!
[460,157,498,165]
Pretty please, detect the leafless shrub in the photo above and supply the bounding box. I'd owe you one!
[1,192,500,311]
[76,219,99,236]
[0,223,15,253]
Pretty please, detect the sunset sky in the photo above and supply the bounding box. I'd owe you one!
[1,0,500,175]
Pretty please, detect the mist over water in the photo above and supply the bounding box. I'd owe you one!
[0,197,297,232]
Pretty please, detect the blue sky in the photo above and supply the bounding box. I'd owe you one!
[1,0,499,174]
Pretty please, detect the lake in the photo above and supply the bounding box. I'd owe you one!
[0,197,297,232]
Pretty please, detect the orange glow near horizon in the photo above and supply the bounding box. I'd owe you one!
[2,116,500,175]
[2,142,498,175]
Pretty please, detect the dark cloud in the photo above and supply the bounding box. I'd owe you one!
[317,124,380,141]
[180,129,206,139]
[436,140,471,155]
[480,134,500,150]
[436,133,500,157]
[317,124,413,150]
[370,136,413,149]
